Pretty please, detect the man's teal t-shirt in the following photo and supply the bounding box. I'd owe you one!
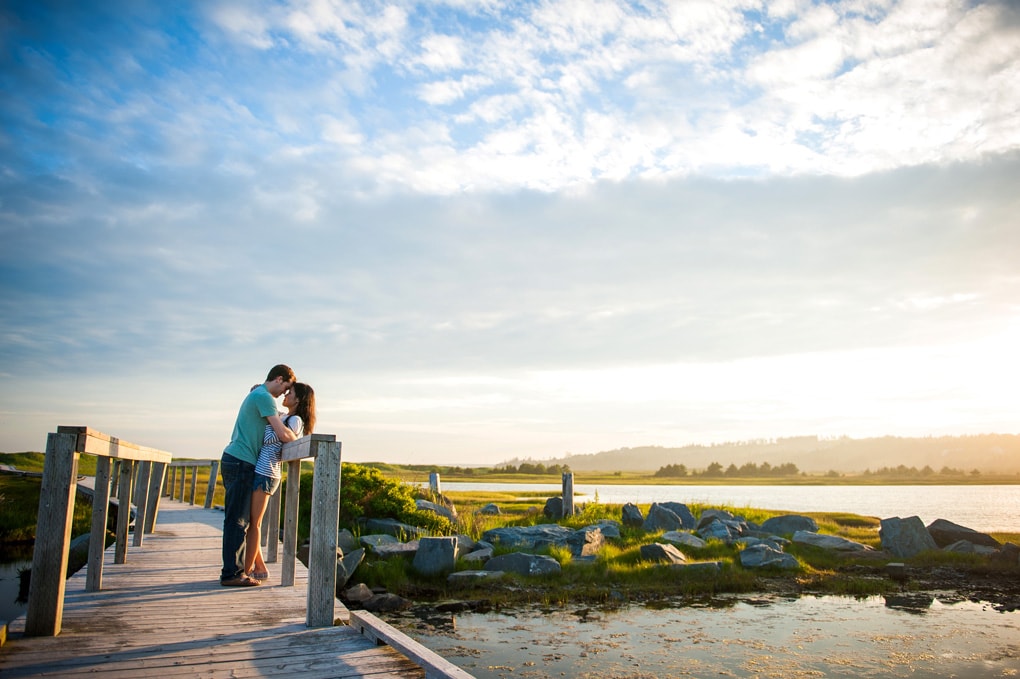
[223,385,278,465]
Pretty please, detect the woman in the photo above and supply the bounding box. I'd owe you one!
[244,382,316,582]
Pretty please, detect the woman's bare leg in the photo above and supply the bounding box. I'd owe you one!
[245,489,271,577]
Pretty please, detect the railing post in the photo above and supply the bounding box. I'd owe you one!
[177,464,186,501]
[25,431,79,636]
[562,472,574,518]
[429,472,441,496]
[114,460,133,564]
[132,461,152,547]
[281,460,301,587]
[307,439,341,627]
[266,491,281,563]
[204,460,220,509]
[86,456,112,593]
[166,466,175,498]
[188,465,198,504]
[144,462,166,533]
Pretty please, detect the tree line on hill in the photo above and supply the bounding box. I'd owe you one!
[655,461,801,477]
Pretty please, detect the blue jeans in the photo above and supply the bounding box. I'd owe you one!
[220,454,255,581]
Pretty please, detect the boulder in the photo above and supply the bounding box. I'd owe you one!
[991,542,1020,566]
[792,531,873,552]
[661,531,707,550]
[484,552,561,577]
[943,539,998,556]
[413,536,458,576]
[454,534,477,554]
[416,498,457,522]
[371,540,419,558]
[739,544,800,570]
[343,582,374,603]
[658,502,697,529]
[760,515,818,535]
[335,548,365,590]
[543,497,563,519]
[482,525,574,550]
[590,520,622,540]
[478,503,501,515]
[337,528,359,554]
[622,503,644,527]
[363,593,411,612]
[359,533,399,549]
[461,546,493,563]
[880,516,938,558]
[359,518,426,539]
[642,503,685,532]
[568,526,605,558]
[448,570,505,584]
[640,543,688,565]
[671,561,723,575]
[697,518,737,542]
[926,519,1000,549]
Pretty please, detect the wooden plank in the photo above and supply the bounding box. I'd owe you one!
[57,426,173,463]
[350,611,476,679]
[281,432,337,462]
[1,502,431,678]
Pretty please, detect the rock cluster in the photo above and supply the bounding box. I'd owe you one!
[333,494,1019,613]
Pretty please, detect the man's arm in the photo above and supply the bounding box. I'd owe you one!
[267,414,298,443]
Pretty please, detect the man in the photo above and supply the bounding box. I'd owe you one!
[219,364,298,586]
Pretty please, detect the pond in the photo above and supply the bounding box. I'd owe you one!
[386,592,1020,678]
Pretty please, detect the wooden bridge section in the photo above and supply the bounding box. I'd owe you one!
[1,426,473,678]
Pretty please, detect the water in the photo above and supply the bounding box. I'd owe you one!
[433,482,1020,532]
[390,594,1020,678]
[0,559,29,624]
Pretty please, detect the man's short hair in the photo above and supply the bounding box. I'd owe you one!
[266,364,296,383]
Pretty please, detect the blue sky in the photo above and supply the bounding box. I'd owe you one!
[2,0,1019,465]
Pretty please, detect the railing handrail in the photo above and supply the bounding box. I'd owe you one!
[26,426,343,635]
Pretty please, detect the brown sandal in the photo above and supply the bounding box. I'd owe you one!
[221,574,260,587]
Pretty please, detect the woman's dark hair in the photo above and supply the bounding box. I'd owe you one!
[291,382,316,434]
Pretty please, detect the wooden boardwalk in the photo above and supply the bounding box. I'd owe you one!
[0,500,432,678]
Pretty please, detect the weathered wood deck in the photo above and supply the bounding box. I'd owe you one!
[0,500,438,678]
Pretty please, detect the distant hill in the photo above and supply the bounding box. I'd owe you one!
[505,434,1020,475]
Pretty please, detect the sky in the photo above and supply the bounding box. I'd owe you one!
[1,0,1019,466]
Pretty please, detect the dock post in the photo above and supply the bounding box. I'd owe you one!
[281,460,301,587]
[86,456,113,592]
[144,462,166,533]
[204,459,220,508]
[307,440,341,627]
[132,461,152,547]
[429,472,441,496]
[25,431,79,636]
[114,461,133,564]
[562,472,574,518]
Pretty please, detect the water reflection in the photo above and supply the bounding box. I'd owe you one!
[387,593,1020,678]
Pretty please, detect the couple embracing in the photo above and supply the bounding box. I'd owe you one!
[219,364,316,587]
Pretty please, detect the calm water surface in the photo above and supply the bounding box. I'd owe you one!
[388,593,1020,678]
[436,483,1020,532]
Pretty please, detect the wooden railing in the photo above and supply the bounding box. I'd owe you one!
[26,426,343,635]
[26,426,172,636]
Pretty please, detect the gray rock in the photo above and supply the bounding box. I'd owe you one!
[482,524,575,550]
[659,502,697,529]
[359,518,426,539]
[484,552,562,576]
[670,561,723,575]
[454,534,477,554]
[793,531,874,552]
[880,516,938,558]
[417,498,457,522]
[363,593,411,612]
[760,515,818,535]
[448,570,505,584]
[337,528,359,554]
[700,509,736,524]
[343,583,374,603]
[734,537,762,547]
[568,526,605,558]
[335,548,365,590]
[943,539,999,555]
[739,544,800,570]
[991,542,1020,566]
[697,518,737,542]
[371,540,419,558]
[926,519,1001,549]
[461,546,493,563]
[590,520,622,540]
[413,536,459,575]
[544,496,564,519]
[478,503,501,515]
[661,531,707,550]
[622,503,644,527]
[642,503,685,532]
[640,543,688,565]
[359,533,399,549]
